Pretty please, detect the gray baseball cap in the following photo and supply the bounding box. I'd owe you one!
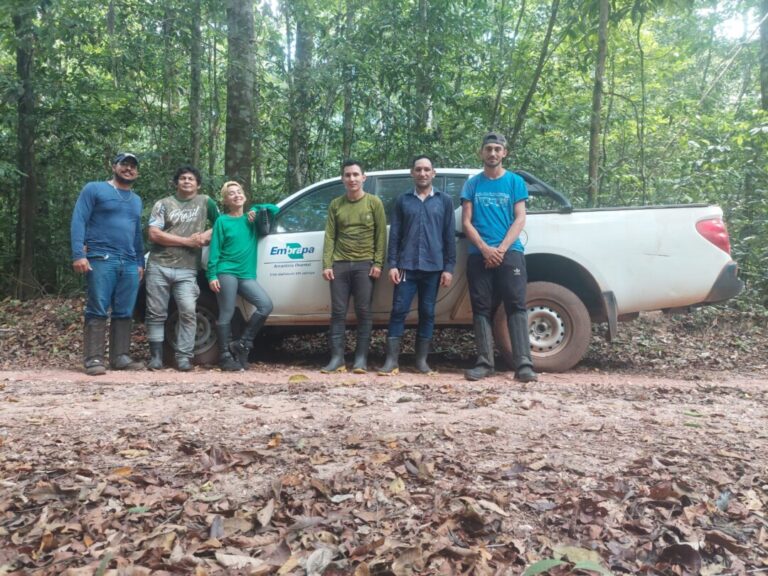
[481,131,507,148]
[113,152,139,165]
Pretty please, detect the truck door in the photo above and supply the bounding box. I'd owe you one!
[258,181,347,322]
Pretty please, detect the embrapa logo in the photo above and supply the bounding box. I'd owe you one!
[270,243,315,260]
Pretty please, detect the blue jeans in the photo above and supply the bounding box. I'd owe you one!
[216,275,273,325]
[387,270,441,339]
[85,255,140,320]
[145,264,200,359]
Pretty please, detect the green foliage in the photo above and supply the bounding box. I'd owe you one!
[1,0,766,300]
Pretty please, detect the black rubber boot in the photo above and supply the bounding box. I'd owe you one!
[509,311,538,382]
[230,312,267,370]
[464,316,495,381]
[351,321,372,374]
[84,317,107,376]
[147,341,164,371]
[321,324,347,373]
[414,337,433,374]
[216,322,243,372]
[109,318,145,370]
[176,356,193,372]
[378,337,401,375]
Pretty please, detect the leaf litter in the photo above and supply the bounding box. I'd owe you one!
[0,297,767,574]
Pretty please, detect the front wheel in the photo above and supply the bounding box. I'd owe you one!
[164,291,220,365]
[494,281,591,373]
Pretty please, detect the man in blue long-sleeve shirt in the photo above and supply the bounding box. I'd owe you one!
[379,155,456,375]
[71,153,145,375]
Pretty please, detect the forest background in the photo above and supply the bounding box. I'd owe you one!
[1,0,767,306]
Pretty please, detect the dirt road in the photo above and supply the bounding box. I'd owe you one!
[1,365,767,574]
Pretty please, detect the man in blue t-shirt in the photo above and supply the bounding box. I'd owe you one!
[460,132,537,382]
[71,153,145,376]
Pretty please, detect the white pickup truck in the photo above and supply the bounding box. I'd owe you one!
[159,169,742,372]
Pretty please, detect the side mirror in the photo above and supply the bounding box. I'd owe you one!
[256,208,273,236]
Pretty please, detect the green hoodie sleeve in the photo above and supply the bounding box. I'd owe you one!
[248,203,279,216]
[206,218,224,281]
[207,197,220,224]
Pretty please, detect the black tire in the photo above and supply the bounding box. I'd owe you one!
[494,281,591,373]
[164,290,221,366]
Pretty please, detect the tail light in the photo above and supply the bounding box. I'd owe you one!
[696,218,732,254]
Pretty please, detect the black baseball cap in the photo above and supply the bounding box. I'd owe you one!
[113,152,139,166]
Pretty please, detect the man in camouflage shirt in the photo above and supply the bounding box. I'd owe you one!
[145,165,219,371]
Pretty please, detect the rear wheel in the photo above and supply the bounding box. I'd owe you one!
[494,281,591,373]
[164,291,220,366]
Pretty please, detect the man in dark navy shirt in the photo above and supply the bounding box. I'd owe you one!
[378,155,456,375]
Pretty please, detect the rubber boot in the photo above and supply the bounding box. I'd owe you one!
[84,318,107,376]
[378,337,401,375]
[216,323,243,372]
[464,316,495,381]
[230,312,267,370]
[509,311,538,382]
[109,318,145,370]
[414,337,433,374]
[176,356,193,372]
[351,321,372,374]
[321,324,347,373]
[147,341,164,371]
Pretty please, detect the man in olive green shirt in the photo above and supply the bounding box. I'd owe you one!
[321,159,387,373]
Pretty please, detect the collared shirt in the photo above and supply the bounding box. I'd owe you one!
[413,188,434,201]
[387,188,456,273]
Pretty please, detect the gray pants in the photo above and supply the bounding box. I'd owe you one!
[145,264,199,360]
[329,261,374,330]
[216,274,273,324]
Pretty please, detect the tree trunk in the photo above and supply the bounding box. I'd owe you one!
[413,0,431,137]
[490,0,524,129]
[208,23,220,178]
[286,4,313,194]
[761,0,768,110]
[225,0,255,191]
[587,0,609,208]
[636,12,647,204]
[14,6,39,300]
[341,0,355,159]
[189,0,202,166]
[509,0,560,148]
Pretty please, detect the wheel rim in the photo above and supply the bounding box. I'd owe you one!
[166,308,217,356]
[194,308,217,356]
[528,304,567,355]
